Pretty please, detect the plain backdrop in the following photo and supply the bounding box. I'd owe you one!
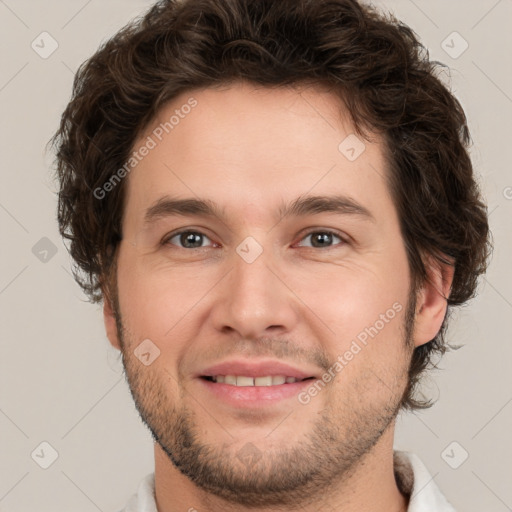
[0,0,511,510]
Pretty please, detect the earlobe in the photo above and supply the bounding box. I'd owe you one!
[103,292,122,350]
[412,256,455,348]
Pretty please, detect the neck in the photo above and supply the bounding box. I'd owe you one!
[153,425,409,512]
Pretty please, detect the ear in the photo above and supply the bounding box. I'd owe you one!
[412,256,455,348]
[103,289,122,351]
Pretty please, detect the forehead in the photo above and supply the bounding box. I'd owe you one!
[124,81,393,227]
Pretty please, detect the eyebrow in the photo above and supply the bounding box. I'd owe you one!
[143,194,376,225]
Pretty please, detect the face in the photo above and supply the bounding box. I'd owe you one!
[107,82,419,507]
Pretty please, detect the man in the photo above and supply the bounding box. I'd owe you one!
[52,0,491,510]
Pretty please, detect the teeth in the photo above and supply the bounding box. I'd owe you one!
[211,375,300,386]
[236,376,254,387]
[224,375,237,385]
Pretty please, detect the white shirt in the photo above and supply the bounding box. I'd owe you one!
[119,450,456,512]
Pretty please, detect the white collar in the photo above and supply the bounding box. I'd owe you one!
[394,450,457,511]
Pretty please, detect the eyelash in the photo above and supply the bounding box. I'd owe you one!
[161,228,348,250]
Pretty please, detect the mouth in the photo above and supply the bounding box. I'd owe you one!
[201,375,316,386]
[198,375,316,407]
[195,359,320,407]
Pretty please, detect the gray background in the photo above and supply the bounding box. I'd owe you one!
[0,0,511,510]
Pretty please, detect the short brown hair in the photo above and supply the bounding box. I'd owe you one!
[51,0,492,410]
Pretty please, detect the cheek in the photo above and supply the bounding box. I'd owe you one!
[115,250,217,354]
[321,301,410,412]
[293,263,407,338]
[294,260,411,388]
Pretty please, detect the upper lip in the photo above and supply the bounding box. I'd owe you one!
[198,359,318,380]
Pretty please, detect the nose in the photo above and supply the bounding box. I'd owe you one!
[209,242,300,339]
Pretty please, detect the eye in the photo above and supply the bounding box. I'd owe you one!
[163,230,216,249]
[295,230,346,249]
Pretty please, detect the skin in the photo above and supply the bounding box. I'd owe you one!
[103,81,453,512]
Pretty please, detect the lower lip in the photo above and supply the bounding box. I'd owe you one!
[198,378,313,407]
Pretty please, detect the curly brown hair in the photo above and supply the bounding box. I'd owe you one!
[50,0,492,410]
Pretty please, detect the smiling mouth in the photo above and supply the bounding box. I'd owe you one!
[201,375,316,386]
